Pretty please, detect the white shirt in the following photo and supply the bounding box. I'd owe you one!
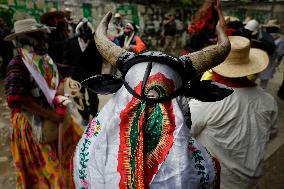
[78,37,89,52]
[189,86,278,189]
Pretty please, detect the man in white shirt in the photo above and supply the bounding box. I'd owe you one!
[189,36,278,189]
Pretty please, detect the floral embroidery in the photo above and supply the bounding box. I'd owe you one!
[10,112,81,188]
[78,118,101,189]
[189,137,209,189]
[86,119,101,139]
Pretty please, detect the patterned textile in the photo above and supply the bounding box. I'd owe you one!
[118,73,176,189]
[5,56,49,110]
[5,55,83,189]
[11,112,82,188]
[73,63,220,189]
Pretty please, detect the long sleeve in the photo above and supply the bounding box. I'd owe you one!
[5,56,32,109]
[269,98,278,140]
[188,99,208,137]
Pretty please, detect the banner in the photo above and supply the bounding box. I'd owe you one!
[82,3,92,21]
[0,0,59,22]
[116,4,140,26]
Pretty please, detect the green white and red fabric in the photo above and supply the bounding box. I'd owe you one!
[20,48,59,106]
[73,63,220,189]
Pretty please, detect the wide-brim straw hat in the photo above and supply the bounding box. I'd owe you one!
[263,19,281,29]
[4,18,53,41]
[243,16,252,25]
[225,16,240,24]
[212,36,269,78]
[114,13,121,18]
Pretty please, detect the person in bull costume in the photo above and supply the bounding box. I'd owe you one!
[72,2,232,188]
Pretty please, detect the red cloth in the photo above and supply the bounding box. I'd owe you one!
[212,72,256,88]
[188,9,213,33]
[133,36,147,53]
[225,28,237,36]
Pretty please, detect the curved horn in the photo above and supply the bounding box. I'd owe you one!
[94,12,127,66]
[186,24,231,74]
[75,21,83,34]
[87,22,95,33]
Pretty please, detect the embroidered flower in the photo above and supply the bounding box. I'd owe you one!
[81,179,88,189]
[85,119,101,139]
[78,119,101,188]
[189,137,209,189]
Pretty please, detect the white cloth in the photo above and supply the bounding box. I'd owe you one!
[73,60,219,189]
[189,87,278,189]
[78,37,89,52]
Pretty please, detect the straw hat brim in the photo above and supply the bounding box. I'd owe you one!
[212,48,269,78]
[4,28,51,41]
[263,24,281,29]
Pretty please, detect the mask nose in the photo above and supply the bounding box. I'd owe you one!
[146,90,159,99]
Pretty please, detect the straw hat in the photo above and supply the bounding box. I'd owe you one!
[225,16,240,24]
[212,36,268,78]
[64,7,72,13]
[263,19,281,29]
[243,16,252,25]
[114,13,121,18]
[5,18,52,41]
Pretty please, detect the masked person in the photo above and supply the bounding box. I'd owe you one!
[63,18,103,123]
[72,4,231,187]
[114,22,146,54]
[4,18,82,189]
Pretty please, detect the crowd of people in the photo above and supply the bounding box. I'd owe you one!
[0,0,283,188]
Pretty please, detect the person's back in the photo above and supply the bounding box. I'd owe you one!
[190,86,277,188]
[190,36,277,189]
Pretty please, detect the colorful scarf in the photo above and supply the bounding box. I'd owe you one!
[20,48,59,105]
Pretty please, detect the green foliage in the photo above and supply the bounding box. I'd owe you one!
[180,0,194,6]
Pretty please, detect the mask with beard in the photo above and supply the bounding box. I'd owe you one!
[16,32,48,55]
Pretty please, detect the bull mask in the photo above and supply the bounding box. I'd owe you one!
[82,12,233,102]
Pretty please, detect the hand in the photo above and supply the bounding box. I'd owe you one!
[214,0,221,12]
[129,45,135,50]
[214,0,226,30]
[57,80,65,95]
[48,110,65,123]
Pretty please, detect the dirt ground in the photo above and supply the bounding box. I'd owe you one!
[0,62,284,188]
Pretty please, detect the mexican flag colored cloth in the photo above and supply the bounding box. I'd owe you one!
[19,48,59,105]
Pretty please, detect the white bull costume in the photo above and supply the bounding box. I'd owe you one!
[73,12,232,189]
